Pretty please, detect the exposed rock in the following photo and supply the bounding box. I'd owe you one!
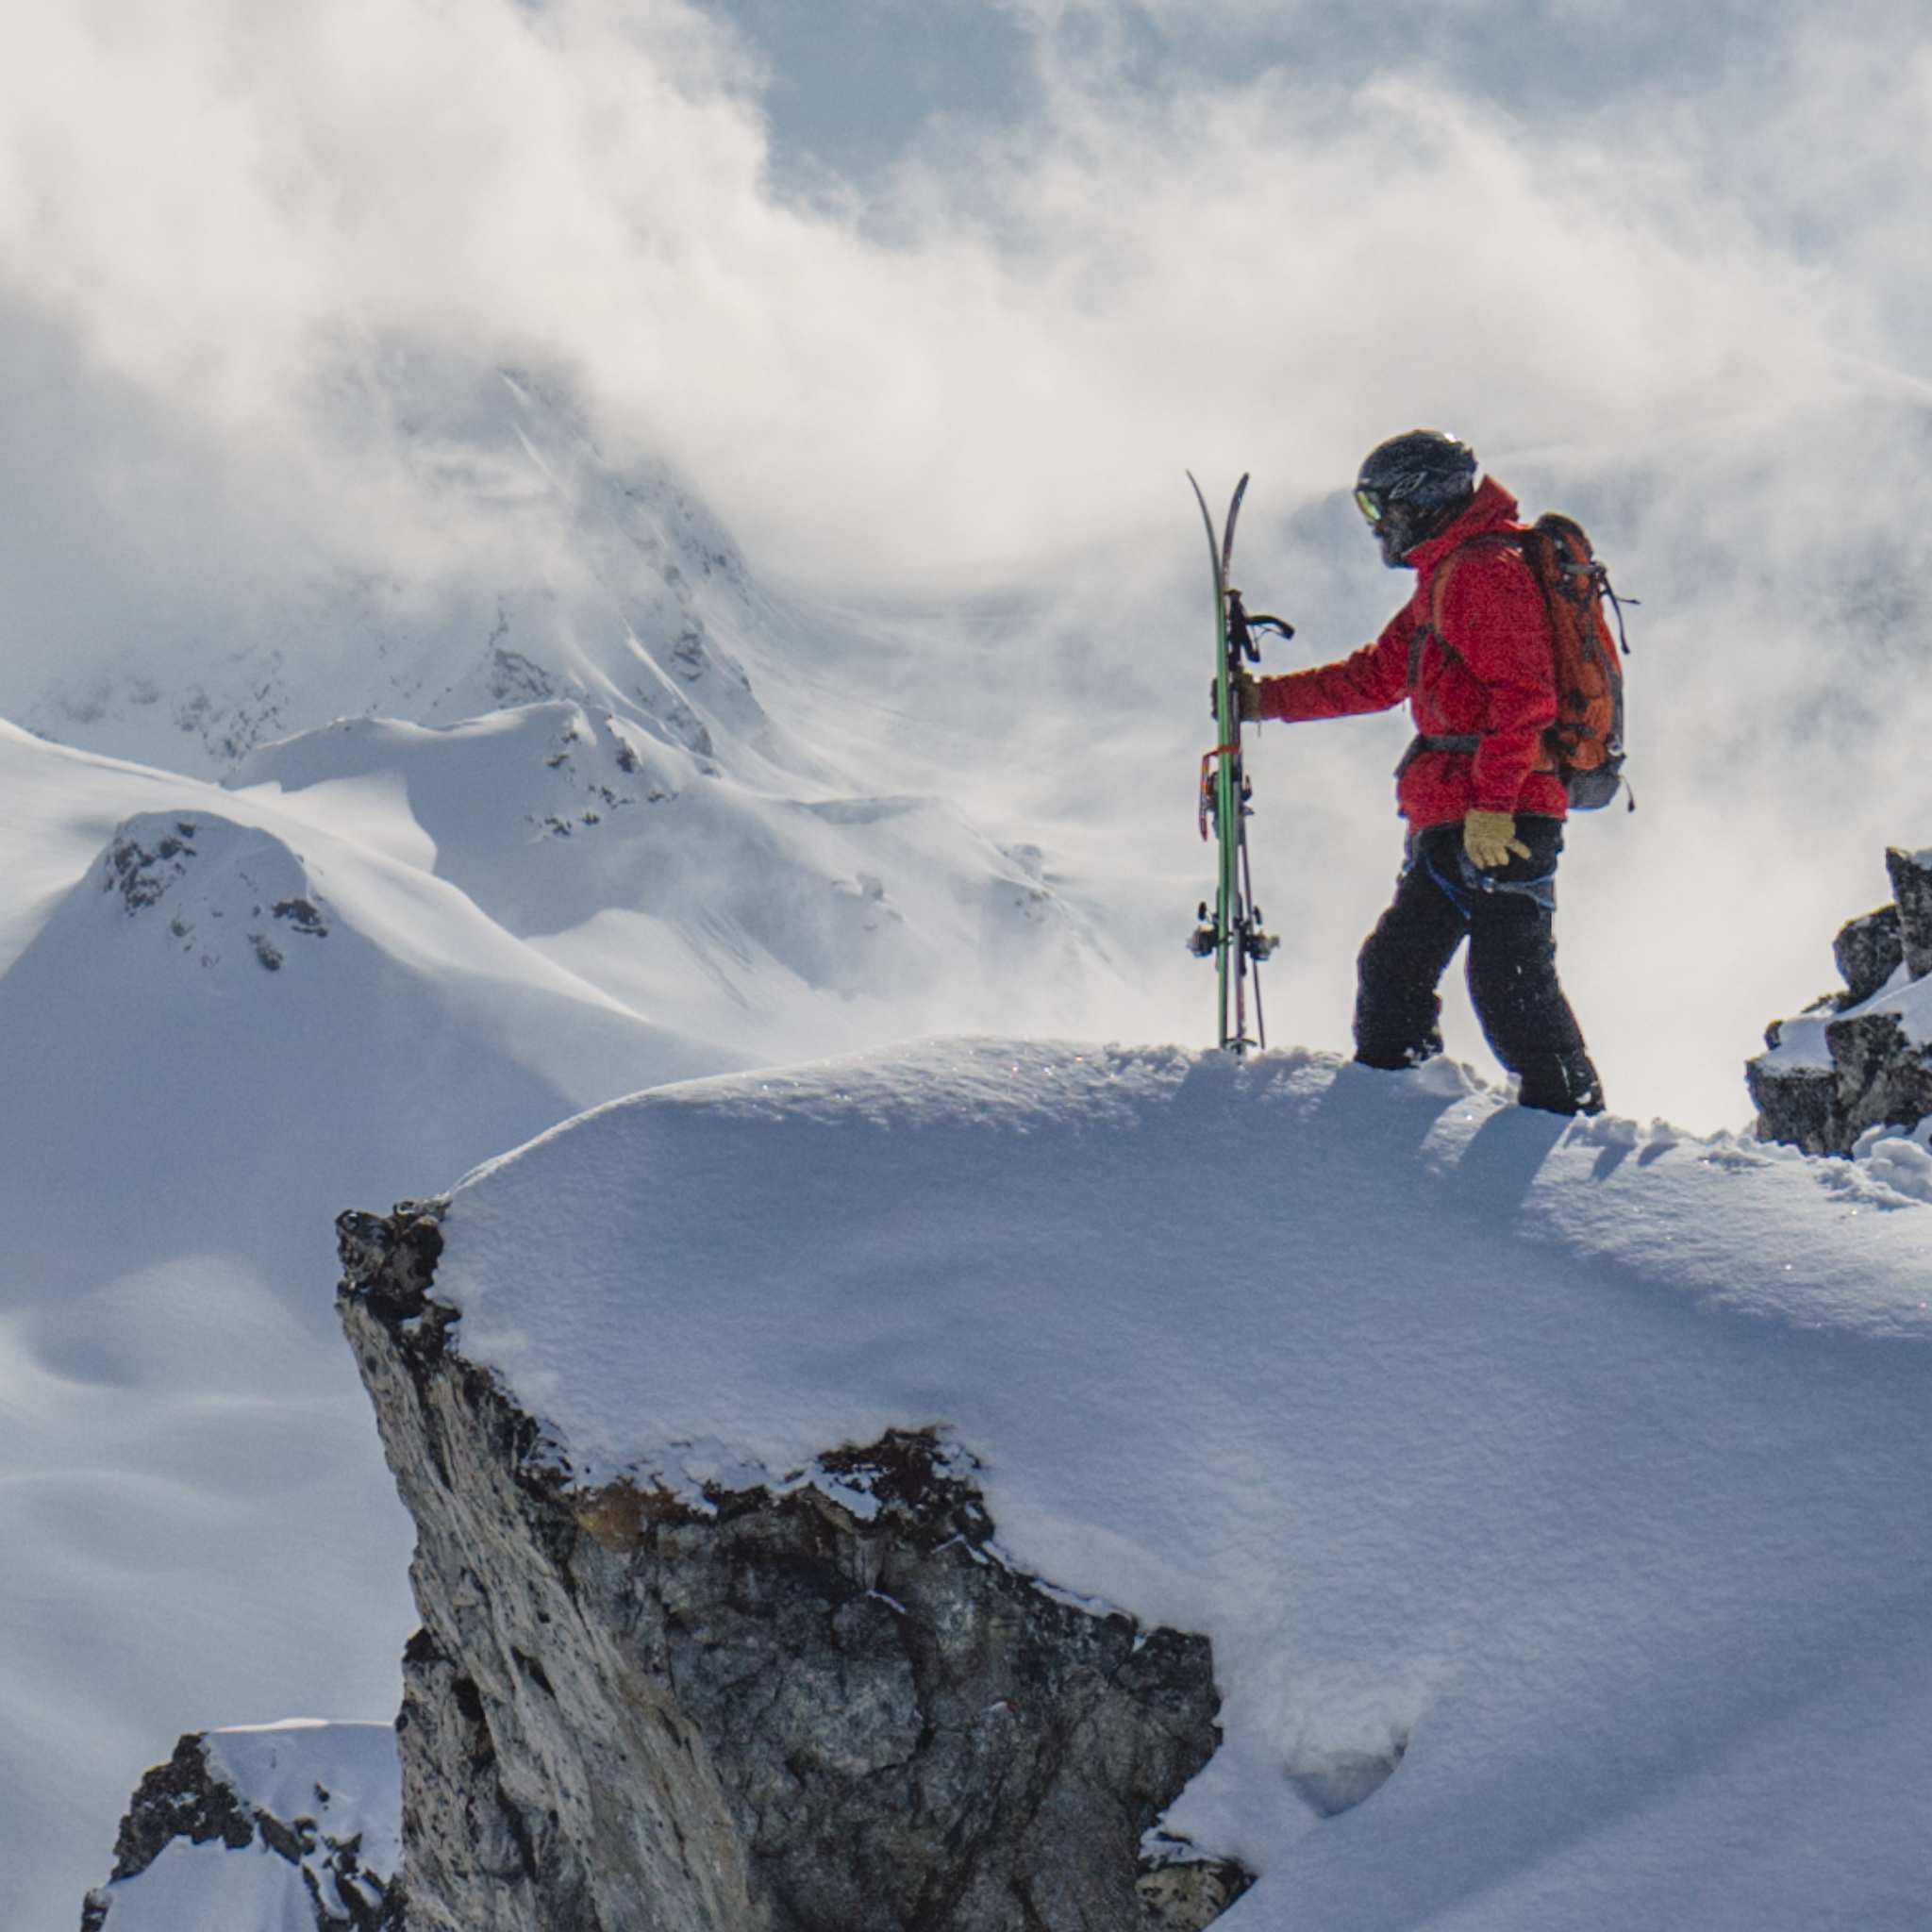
[1887,846,1932,979]
[1833,905,1904,1009]
[1749,846,1932,1154]
[98,1733,257,1880]
[92,810,335,975]
[338,1201,1248,1932]
[104,821,204,913]
[1746,1042,1839,1156]
[83,1726,402,1931]
[1136,1840,1255,1930]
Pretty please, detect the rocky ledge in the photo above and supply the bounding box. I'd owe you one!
[82,1724,401,1931]
[336,1202,1250,1932]
[1749,846,1932,1155]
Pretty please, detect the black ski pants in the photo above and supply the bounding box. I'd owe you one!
[1354,816,1596,1106]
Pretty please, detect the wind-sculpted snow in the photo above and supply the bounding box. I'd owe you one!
[234,700,1118,1053]
[0,723,740,1932]
[0,708,1102,1929]
[419,1040,1931,1931]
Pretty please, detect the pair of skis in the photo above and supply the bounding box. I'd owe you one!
[1188,473,1289,1055]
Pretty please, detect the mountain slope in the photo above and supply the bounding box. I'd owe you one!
[0,720,738,1932]
[231,699,1111,1057]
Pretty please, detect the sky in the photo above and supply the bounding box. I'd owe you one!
[0,0,1928,1128]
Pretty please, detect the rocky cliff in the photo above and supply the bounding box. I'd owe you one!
[1748,846,1932,1155]
[334,1201,1248,1932]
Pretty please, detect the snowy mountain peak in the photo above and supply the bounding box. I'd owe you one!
[17,371,781,781]
[83,1724,400,1932]
[228,697,1117,1038]
[95,812,332,977]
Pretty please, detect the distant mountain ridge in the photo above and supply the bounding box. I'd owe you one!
[21,371,786,782]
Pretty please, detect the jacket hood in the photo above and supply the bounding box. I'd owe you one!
[1405,475,1521,576]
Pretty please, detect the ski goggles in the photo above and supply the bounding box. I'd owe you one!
[1353,486,1386,525]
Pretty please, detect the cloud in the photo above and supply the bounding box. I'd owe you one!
[0,0,1926,1128]
[2,0,1915,580]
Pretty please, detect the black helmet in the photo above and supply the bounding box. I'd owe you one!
[1354,429,1478,567]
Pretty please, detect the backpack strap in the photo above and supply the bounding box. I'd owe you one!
[1393,732,1481,778]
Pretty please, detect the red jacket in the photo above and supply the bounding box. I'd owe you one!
[1257,477,1567,828]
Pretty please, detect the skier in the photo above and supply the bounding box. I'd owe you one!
[1234,429,1605,1115]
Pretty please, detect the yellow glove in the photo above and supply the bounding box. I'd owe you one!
[1463,809,1531,871]
[1210,672,1265,724]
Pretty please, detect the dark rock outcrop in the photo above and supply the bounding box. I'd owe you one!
[1833,905,1904,1009]
[82,1730,401,1931]
[1889,845,1932,980]
[337,1202,1247,1932]
[1749,848,1932,1154]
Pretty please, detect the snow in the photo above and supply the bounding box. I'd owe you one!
[1892,973,1932,1046]
[0,721,735,1931]
[231,699,1114,1058]
[204,1721,401,1871]
[1856,1119,1932,1204]
[0,374,1924,1929]
[1756,1009,1835,1072]
[88,1722,399,1932]
[437,1039,1932,1930]
[0,678,1119,1928]
[1757,959,1932,1070]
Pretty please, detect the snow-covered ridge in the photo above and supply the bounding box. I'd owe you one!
[342,1038,1929,1930]
[0,719,745,1932]
[83,1723,399,1932]
[230,699,1106,1038]
[0,713,1118,1930]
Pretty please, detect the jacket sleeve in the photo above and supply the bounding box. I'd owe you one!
[1441,545,1556,813]
[1256,611,1410,724]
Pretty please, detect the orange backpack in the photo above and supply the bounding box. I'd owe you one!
[1431,513,1632,810]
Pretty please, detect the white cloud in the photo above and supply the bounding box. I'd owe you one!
[0,0,1927,1128]
[2,0,1914,580]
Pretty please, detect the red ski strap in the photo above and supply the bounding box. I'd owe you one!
[1198,745,1238,841]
